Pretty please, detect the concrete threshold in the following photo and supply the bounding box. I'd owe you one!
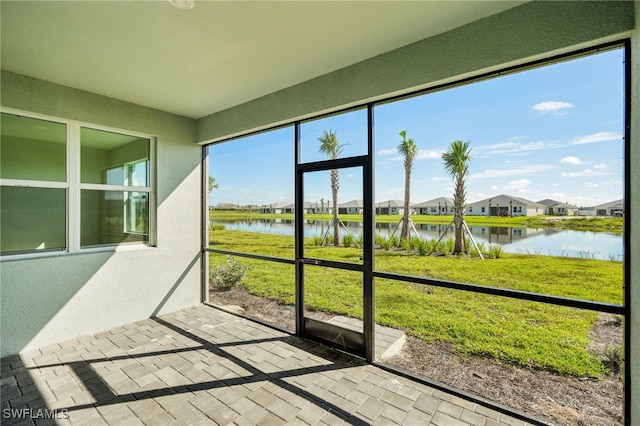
[327,315,407,361]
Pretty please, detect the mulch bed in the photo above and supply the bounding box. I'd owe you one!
[209,286,623,426]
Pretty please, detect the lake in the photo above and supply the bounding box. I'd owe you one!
[211,219,623,260]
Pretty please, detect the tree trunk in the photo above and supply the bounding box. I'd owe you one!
[400,161,411,241]
[453,176,467,255]
[331,168,340,246]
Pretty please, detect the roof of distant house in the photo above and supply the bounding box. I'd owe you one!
[413,197,454,207]
[339,199,365,208]
[537,199,579,209]
[468,194,546,208]
[375,199,404,208]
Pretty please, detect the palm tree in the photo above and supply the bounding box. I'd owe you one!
[207,176,219,231]
[318,129,344,246]
[397,130,418,241]
[442,140,472,255]
[208,176,219,193]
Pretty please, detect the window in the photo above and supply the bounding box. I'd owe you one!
[0,110,154,256]
[80,127,151,247]
[205,42,627,424]
[0,113,67,254]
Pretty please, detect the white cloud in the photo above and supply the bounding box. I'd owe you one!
[490,185,499,191]
[561,166,609,177]
[532,101,574,114]
[475,139,563,158]
[474,164,553,178]
[561,156,582,165]
[571,131,621,145]
[377,148,442,160]
[502,179,531,190]
[593,163,608,170]
[432,176,449,182]
[416,149,443,160]
[585,182,599,188]
[346,173,355,179]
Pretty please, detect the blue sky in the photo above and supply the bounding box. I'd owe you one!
[210,48,624,208]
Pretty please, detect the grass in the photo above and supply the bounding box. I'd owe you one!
[524,216,624,234]
[209,229,623,377]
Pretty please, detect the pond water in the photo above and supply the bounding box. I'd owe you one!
[212,219,623,261]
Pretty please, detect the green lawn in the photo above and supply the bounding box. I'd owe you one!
[209,229,623,378]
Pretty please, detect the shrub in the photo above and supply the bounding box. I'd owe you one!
[487,245,503,259]
[309,235,324,246]
[376,233,401,250]
[380,237,393,251]
[209,224,225,231]
[424,238,438,255]
[417,238,431,256]
[439,238,454,255]
[471,242,486,258]
[342,233,354,248]
[467,241,484,257]
[378,235,394,251]
[408,236,422,251]
[210,256,250,288]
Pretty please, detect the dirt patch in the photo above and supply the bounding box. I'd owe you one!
[209,286,623,426]
[393,336,623,426]
[209,286,335,332]
[588,313,624,375]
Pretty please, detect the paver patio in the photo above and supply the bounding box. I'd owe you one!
[1,305,536,425]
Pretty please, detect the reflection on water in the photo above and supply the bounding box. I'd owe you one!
[211,219,622,260]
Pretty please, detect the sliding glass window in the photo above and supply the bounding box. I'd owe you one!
[0,113,67,254]
[0,111,154,256]
[80,127,151,247]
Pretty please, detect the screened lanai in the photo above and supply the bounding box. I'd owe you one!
[1,1,638,425]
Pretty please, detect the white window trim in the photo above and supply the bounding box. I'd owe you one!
[0,107,157,260]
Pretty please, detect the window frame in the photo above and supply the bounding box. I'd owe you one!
[0,107,157,259]
[204,39,631,424]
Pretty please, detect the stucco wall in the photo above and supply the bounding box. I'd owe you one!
[0,71,202,357]
[197,0,635,143]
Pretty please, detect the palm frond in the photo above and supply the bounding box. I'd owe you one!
[318,129,344,159]
[397,130,418,163]
[442,140,472,178]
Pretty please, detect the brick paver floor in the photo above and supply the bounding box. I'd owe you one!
[1,305,537,425]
